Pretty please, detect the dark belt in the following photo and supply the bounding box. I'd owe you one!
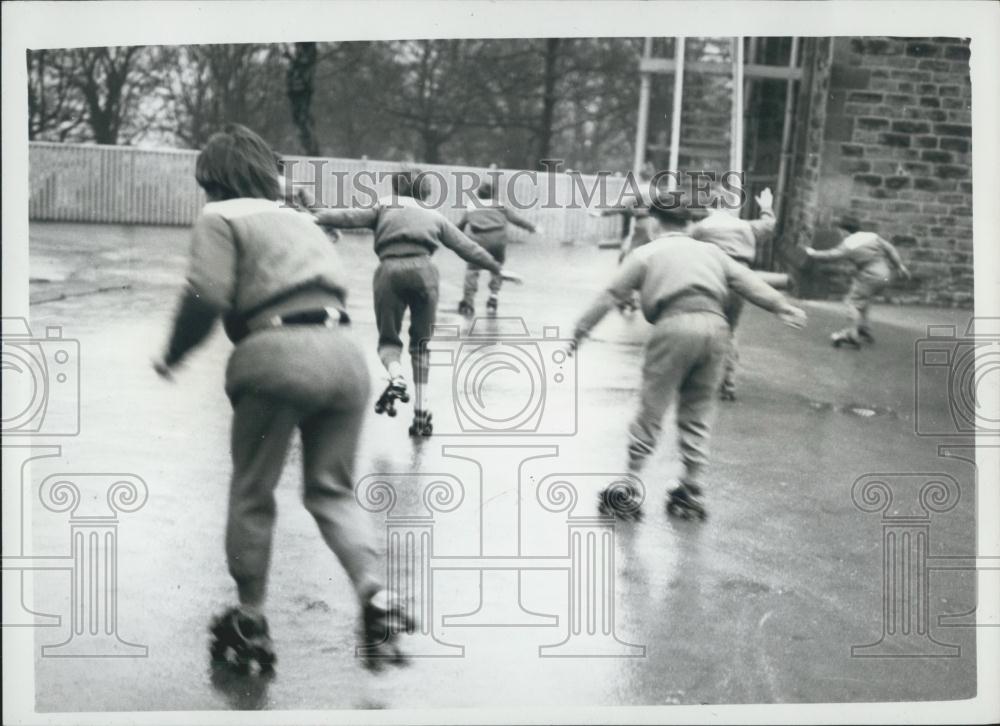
[379,251,430,260]
[652,290,726,322]
[248,306,350,333]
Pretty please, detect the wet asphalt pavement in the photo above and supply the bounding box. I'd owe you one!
[21,222,978,711]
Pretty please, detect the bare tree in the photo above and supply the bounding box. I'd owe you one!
[284,42,319,156]
[70,46,156,145]
[27,50,84,141]
[162,44,288,149]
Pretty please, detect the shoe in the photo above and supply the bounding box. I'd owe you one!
[408,410,433,437]
[457,301,475,318]
[359,590,412,672]
[719,383,737,402]
[857,328,875,344]
[597,480,644,521]
[374,376,410,417]
[831,331,861,349]
[486,296,498,317]
[665,481,707,521]
[209,607,276,676]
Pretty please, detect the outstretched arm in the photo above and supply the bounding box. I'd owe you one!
[723,255,806,328]
[156,214,234,373]
[438,218,503,273]
[312,206,379,229]
[502,206,538,232]
[573,254,646,343]
[747,187,776,241]
[805,241,848,261]
[877,235,911,278]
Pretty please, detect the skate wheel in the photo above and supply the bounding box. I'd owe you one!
[399,393,410,403]
[375,403,385,414]
[387,408,397,418]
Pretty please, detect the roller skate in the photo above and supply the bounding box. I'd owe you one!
[374,376,409,417]
[665,481,707,521]
[597,480,644,521]
[359,590,413,672]
[486,295,498,317]
[831,330,861,349]
[857,327,875,344]
[457,300,475,318]
[209,607,276,676]
[408,410,433,437]
[719,381,737,402]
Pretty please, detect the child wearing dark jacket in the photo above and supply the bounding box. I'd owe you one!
[456,180,541,317]
[313,170,508,437]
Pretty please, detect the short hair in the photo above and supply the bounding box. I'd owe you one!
[647,191,698,226]
[476,180,495,200]
[195,124,280,201]
[838,216,862,234]
[391,169,428,200]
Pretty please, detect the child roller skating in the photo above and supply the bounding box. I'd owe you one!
[456,179,541,319]
[154,124,411,675]
[689,185,776,401]
[313,169,511,438]
[805,217,910,349]
[570,196,807,522]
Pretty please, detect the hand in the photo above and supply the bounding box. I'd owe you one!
[755,187,774,210]
[533,225,545,236]
[152,357,175,382]
[777,305,807,330]
[803,246,817,257]
[500,269,523,285]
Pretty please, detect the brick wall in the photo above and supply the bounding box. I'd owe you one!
[786,36,972,307]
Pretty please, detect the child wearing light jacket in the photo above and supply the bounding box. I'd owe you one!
[805,218,911,348]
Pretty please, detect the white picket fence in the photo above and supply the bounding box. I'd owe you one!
[28,142,626,243]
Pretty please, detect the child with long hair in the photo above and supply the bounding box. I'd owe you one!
[154,124,408,674]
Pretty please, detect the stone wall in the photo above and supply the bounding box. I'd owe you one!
[782,36,973,307]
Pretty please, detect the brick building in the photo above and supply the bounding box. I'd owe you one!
[781,37,973,307]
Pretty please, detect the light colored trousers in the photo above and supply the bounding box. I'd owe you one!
[224,327,381,607]
[627,312,730,486]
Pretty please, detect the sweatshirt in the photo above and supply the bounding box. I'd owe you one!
[457,199,536,235]
[809,231,905,280]
[164,197,348,365]
[689,207,775,264]
[314,196,502,273]
[574,233,788,339]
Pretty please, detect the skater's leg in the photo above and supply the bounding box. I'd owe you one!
[407,261,440,423]
[721,294,745,397]
[373,261,407,375]
[626,318,696,473]
[227,394,299,609]
[676,317,730,488]
[462,265,480,309]
[300,403,382,601]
